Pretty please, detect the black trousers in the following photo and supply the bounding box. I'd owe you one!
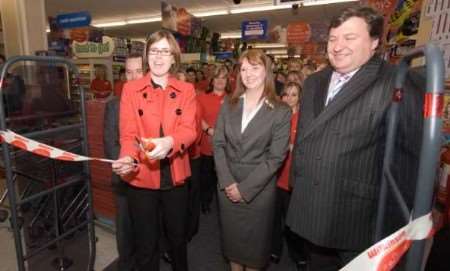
[304,240,360,271]
[187,157,202,240]
[126,183,189,271]
[199,155,217,207]
[114,180,134,271]
[272,188,308,264]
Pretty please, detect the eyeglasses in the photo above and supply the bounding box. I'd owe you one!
[148,48,172,56]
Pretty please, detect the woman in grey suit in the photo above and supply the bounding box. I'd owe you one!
[213,49,291,271]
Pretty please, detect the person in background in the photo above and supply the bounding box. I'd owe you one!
[114,68,127,97]
[197,66,231,214]
[271,82,308,271]
[213,49,291,271]
[286,71,304,86]
[195,70,209,93]
[274,70,286,97]
[176,70,187,82]
[176,68,203,241]
[186,67,197,85]
[112,30,197,271]
[287,7,424,270]
[104,53,145,271]
[90,66,112,99]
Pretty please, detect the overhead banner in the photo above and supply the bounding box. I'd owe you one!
[241,20,268,41]
[161,1,202,37]
[56,11,91,29]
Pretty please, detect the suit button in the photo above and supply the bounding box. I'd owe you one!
[170,92,176,99]
[176,108,182,115]
[138,109,143,116]
[143,93,147,99]
[181,143,185,150]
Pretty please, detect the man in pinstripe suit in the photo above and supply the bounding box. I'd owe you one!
[286,6,424,271]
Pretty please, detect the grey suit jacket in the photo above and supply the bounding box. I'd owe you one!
[213,97,291,202]
[103,97,125,194]
[286,56,424,250]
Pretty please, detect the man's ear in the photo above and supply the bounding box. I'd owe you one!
[371,38,379,51]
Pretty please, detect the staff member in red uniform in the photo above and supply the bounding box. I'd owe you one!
[271,82,308,270]
[197,66,231,213]
[90,66,112,98]
[112,30,197,271]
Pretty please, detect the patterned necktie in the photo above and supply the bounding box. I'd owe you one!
[325,73,350,106]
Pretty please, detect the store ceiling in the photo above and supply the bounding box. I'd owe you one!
[45,0,354,39]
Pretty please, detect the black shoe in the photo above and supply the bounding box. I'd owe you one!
[161,252,172,264]
[201,204,210,214]
[270,254,280,264]
[295,260,308,271]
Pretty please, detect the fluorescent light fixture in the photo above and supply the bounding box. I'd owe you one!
[265,49,288,55]
[302,0,359,6]
[252,43,287,49]
[127,16,161,24]
[220,32,241,39]
[192,10,229,17]
[93,21,127,28]
[230,4,291,14]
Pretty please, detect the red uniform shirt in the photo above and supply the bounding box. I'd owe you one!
[195,79,209,93]
[119,73,197,189]
[90,78,112,98]
[197,91,226,156]
[114,80,125,97]
[277,111,299,191]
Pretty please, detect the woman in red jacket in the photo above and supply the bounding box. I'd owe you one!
[112,30,197,271]
[271,82,308,269]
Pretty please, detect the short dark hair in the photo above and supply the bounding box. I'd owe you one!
[126,53,145,69]
[329,6,384,42]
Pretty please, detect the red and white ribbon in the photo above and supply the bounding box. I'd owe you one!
[0,129,114,163]
[341,213,434,271]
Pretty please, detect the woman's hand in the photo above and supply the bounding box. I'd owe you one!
[146,136,174,160]
[225,183,243,203]
[112,156,136,176]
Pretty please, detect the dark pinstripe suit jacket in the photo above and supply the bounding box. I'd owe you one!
[286,56,424,251]
[104,97,126,194]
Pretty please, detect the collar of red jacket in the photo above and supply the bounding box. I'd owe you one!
[133,72,183,93]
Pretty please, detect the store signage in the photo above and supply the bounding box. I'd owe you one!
[72,36,115,58]
[214,51,233,60]
[56,11,91,29]
[161,1,201,37]
[241,20,268,41]
[287,21,311,45]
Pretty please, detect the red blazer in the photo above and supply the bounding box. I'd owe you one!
[119,73,197,189]
[277,111,299,191]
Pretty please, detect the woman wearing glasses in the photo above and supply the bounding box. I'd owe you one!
[112,30,197,271]
[213,49,291,271]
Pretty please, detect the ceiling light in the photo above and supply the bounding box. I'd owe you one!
[192,10,229,17]
[220,32,241,39]
[252,43,287,49]
[93,21,127,28]
[127,17,161,24]
[230,4,291,14]
[302,0,359,6]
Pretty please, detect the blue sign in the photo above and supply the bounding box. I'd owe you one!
[214,51,233,60]
[56,11,91,29]
[241,20,268,41]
